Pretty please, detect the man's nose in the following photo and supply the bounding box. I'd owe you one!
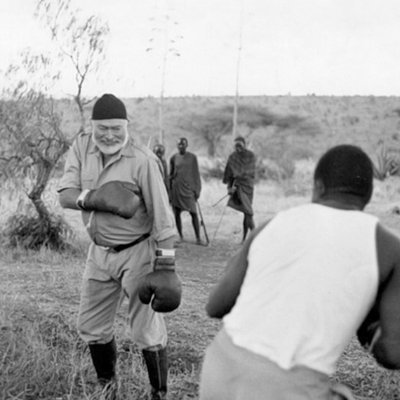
[103,128,115,136]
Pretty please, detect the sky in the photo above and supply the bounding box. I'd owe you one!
[1,0,400,98]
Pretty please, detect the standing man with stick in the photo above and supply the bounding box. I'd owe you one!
[223,136,256,242]
[58,94,180,400]
[169,137,203,245]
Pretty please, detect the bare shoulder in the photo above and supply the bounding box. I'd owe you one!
[376,223,400,284]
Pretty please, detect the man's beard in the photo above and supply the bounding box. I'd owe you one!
[93,131,129,155]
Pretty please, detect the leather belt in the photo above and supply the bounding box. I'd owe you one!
[100,233,151,253]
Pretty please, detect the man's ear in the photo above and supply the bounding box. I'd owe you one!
[312,179,325,201]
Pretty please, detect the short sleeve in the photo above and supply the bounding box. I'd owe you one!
[57,140,82,192]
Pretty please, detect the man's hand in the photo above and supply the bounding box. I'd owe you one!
[358,321,381,351]
[227,186,237,196]
[77,181,141,219]
[357,300,380,350]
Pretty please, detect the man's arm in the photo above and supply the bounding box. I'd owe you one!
[59,188,81,210]
[169,155,175,182]
[140,156,176,248]
[369,224,400,368]
[57,136,84,210]
[206,221,269,319]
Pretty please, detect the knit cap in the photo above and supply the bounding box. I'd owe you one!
[92,94,127,120]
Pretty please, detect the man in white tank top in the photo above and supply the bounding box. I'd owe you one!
[199,145,400,400]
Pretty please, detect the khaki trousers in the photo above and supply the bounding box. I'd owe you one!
[199,328,355,400]
[77,239,167,349]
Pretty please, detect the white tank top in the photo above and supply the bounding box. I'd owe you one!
[224,203,379,375]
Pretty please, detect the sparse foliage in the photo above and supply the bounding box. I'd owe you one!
[35,0,109,133]
[0,53,71,249]
[179,105,279,157]
[0,1,110,250]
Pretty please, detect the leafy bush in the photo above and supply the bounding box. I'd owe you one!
[2,212,74,251]
[199,155,296,182]
[257,157,295,181]
[373,143,400,180]
[199,157,226,180]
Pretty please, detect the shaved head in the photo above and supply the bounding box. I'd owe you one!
[314,145,373,205]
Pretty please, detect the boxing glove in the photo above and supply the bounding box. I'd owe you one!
[77,180,141,219]
[138,248,182,312]
[138,269,182,312]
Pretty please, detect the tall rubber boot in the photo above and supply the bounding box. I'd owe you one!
[142,347,168,400]
[88,338,118,400]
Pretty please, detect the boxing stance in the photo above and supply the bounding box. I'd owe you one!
[58,94,181,400]
[200,144,400,399]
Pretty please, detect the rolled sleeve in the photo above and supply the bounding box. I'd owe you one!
[57,141,82,192]
[140,157,176,242]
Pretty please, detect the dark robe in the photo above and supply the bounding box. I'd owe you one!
[223,149,256,216]
[159,157,170,196]
[169,152,201,213]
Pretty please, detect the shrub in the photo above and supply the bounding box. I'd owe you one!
[199,157,226,180]
[373,143,400,180]
[257,157,295,181]
[199,154,296,183]
[2,212,74,251]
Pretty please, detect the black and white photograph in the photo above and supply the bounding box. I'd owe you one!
[1,1,400,399]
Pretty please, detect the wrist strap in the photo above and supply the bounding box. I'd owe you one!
[76,189,90,210]
[155,248,175,257]
[155,248,176,271]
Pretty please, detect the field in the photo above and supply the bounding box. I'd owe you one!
[2,95,400,399]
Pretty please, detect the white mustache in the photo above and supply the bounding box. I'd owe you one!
[100,139,121,145]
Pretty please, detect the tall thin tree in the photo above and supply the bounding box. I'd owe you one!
[232,0,245,139]
[146,1,182,145]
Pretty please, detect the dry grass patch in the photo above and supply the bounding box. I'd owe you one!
[2,177,400,398]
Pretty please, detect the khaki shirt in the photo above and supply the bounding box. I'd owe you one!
[58,132,176,247]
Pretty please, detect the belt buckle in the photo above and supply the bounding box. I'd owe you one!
[97,245,116,253]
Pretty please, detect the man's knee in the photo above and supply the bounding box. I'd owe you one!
[77,312,114,344]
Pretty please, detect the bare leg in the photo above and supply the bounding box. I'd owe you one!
[243,214,255,242]
[190,211,201,243]
[173,207,183,239]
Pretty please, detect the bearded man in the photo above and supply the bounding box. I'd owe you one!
[58,94,181,400]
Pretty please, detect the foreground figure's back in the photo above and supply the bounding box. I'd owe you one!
[200,144,400,400]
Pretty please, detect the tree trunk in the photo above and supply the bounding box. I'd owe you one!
[75,94,85,135]
[207,138,217,157]
[232,0,244,139]
[27,160,53,222]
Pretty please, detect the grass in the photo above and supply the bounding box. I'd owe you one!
[2,173,400,398]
